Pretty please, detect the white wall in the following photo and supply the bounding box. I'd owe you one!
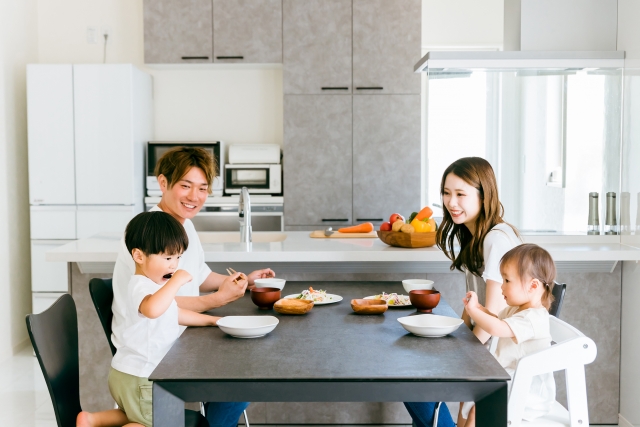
[0,0,39,361]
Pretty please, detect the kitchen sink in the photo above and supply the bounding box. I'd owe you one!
[198,232,287,243]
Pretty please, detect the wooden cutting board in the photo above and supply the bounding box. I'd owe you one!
[310,230,378,238]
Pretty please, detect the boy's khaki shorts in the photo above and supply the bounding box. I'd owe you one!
[108,367,153,427]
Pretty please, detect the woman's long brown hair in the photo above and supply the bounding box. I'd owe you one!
[436,157,519,275]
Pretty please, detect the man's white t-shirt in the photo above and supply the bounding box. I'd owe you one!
[111,275,182,378]
[111,205,212,349]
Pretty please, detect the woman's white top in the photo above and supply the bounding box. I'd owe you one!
[465,223,521,305]
[111,205,212,350]
[111,275,182,378]
[496,306,556,420]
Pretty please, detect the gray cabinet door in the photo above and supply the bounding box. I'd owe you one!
[144,0,213,64]
[353,95,421,224]
[284,95,353,226]
[352,0,421,94]
[213,0,282,63]
[283,0,352,94]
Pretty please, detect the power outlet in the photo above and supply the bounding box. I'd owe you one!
[86,26,98,44]
[101,25,112,42]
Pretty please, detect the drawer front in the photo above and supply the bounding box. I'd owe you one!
[30,208,76,239]
[32,292,66,314]
[76,207,139,239]
[31,241,72,292]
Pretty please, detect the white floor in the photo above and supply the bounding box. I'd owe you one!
[0,346,619,427]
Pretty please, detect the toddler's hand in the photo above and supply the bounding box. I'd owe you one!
[463,291,479,310]
[171,269,192,285]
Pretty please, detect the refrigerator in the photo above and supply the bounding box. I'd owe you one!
[27,64,153,313]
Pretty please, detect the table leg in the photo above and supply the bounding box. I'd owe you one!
[153,382,185,427]
[475,382,508,427]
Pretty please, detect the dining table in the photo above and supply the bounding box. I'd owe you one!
[150,281,510,427]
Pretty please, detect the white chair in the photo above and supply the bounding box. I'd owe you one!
[489,316,597,427]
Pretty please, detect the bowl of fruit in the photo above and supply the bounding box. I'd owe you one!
[377,207,437,248]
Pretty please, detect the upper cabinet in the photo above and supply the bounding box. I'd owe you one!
[352,0,421,94]
[213,0,282,63]
[144,0,213,64]
[283,0,352,94]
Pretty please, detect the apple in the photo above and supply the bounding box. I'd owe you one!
[380,222,392,231]
[389,213,404,225]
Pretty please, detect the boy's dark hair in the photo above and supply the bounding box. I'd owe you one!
[125,211,189,256]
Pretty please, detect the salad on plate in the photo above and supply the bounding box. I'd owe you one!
[368,292,411,307]
[295,287,334,303]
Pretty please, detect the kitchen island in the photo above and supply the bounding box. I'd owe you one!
[47,231,640,424]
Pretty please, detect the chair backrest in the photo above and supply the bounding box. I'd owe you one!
[89,278,116,356]
[26,294,82,427]
[549,281,566,318]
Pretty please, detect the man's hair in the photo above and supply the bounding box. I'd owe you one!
[125,211,189,256]
[500,243,556,310]
[154,146,217,194]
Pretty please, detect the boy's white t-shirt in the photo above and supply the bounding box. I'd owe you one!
[111,275,182,378]
[497,306,556,421]
[111,205,212,349]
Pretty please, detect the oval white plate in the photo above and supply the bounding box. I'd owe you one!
[363,295,412,307]
[397,314,464,337]
[254,278,286,290]
[217,316,279,338]
[284,293,343,305]
[402,279,434,293]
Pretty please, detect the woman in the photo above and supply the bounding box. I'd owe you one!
[404,157,521,427]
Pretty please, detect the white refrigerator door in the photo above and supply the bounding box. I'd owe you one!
[27,64,76,205]
[76,205,139,239]
[30,206,77,239]
[73,64,142,205]
[31,240,72,292]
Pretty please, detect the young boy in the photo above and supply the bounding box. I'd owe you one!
[77,211,222,427]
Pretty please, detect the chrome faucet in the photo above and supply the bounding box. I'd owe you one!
[239,187,252,243]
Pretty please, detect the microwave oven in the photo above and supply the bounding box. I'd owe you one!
[146,141,224,197]
[224,164,281,194]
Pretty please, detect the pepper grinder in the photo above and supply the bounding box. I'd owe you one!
[588,192,600,235]
[620,192,630,235]
[605,192,618,235]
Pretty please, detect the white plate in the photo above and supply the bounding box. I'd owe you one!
[254,278,286,290]
[397,314,464,337]
[284,293,343,305]
[363,295,412,307]
[217,316,279,338]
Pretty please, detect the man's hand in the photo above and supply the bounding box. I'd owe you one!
[245,268,276,289]
[215,272,248,305]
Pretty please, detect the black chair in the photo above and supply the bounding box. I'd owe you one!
[550,281,567,318]
[28,293,208,427]
[89,278,117,356]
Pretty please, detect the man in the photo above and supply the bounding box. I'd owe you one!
[112,146,274,427]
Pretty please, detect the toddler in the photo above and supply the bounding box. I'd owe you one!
[77,211,221,427]
[459,243,557,427]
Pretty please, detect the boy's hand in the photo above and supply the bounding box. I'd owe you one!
[463,291,480,311]
[170,269,192,286]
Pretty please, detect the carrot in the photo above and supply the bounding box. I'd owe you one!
[415,206,433,221]
[338,222,374,233]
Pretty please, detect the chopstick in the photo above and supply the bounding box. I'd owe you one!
[227,267,247,281]
[226,267,246,284]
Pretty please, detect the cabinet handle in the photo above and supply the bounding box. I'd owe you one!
[181,56,209,60]
[216,56,244,60]
[321,218,349,222]
[356,218,383,222]
[321,87,349,91]
[356,87,384,90]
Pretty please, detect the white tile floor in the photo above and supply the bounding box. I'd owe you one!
[0,346,618,427]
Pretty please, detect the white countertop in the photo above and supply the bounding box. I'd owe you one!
[47,231,640,264]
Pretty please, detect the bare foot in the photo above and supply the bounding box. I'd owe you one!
[76,411,94,427]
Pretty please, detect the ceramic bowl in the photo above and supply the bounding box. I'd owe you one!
[254,278,286,290]
[217,316,279,338]
[350,299,388,315]
[397,314,463,337]
[409,290,440,313]
[250,287,281,310]
[402,279,434,294]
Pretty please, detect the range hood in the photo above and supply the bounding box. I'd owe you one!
[414,50,625,73]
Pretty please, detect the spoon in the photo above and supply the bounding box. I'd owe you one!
[324,227,335,237]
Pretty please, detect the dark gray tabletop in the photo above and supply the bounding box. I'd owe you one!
[150,281,509,383]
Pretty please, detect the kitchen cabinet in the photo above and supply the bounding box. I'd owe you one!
[283,95,353,226]
[144,0,213,64]
[353,95,421,222]
[352,0,421,94]
[283,0,352,94]
[213,0,282,63]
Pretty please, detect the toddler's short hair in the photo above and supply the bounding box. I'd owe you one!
[125,211,189,256]
[500,243,556,310]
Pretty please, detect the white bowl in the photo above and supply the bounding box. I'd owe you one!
[254,278,286,290]
[217,316,279,338]
[397,314,463,337]
[402,279,434,294]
